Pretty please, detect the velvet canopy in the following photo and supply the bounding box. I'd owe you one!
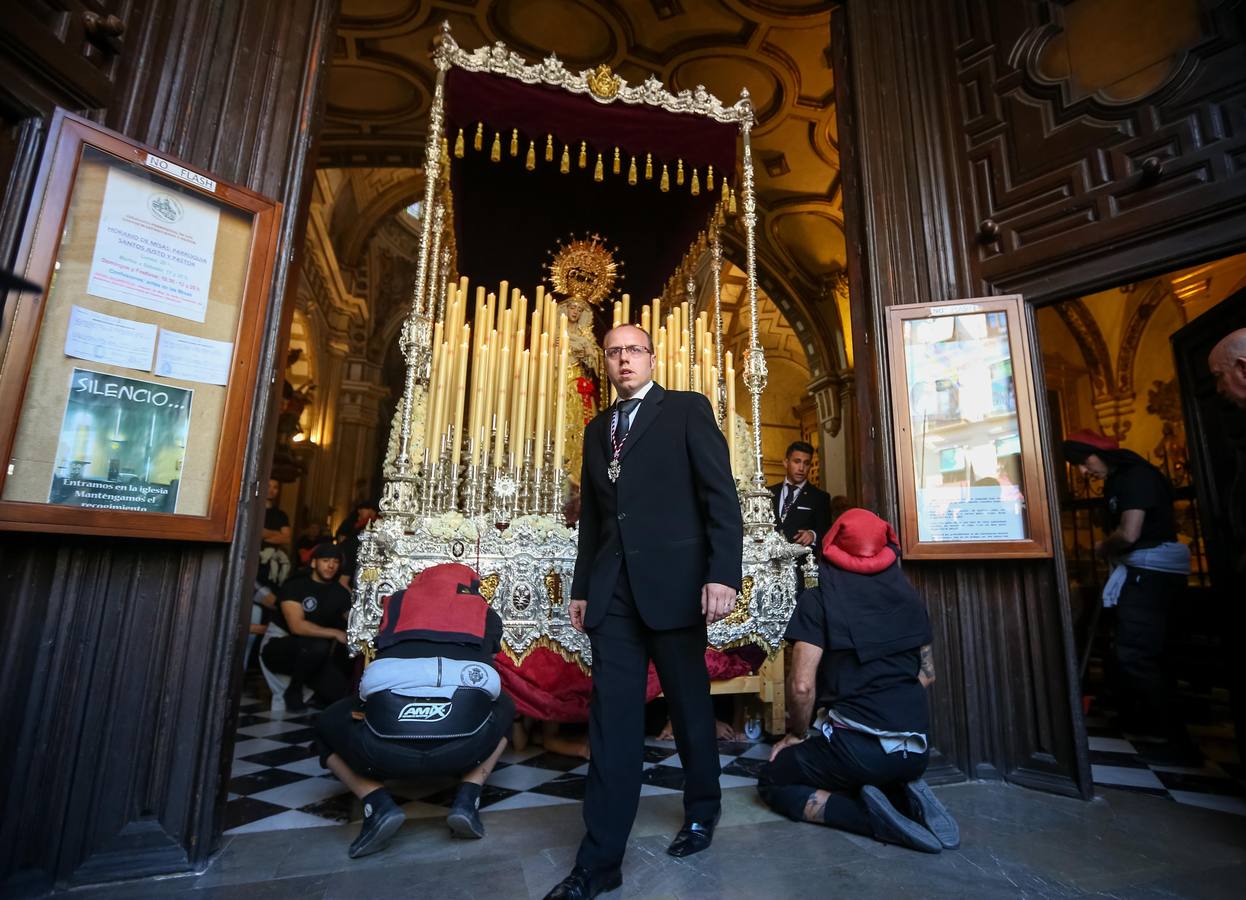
[443,68,740,307]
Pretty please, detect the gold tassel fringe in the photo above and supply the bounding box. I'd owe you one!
[594,153,604,182]
[578,141,587,169]
[560,144,570,174]
[474,123,483,151]
[707,164,715,191]
[677,158,685,186]
[660,163,670,192]
[691,168,700,195]
[545,134,554,162]
[729,186,737,214]
[454,128,464,158]
[509,128,518,157]
[628,155,637,185]
[525,140,536,171]
[490,131,501,162]
[645,153,653,180]
[612,147,621,175]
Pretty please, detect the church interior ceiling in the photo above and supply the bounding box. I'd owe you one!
[309,0,844,378]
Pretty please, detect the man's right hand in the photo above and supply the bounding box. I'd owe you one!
[569,599,587,632]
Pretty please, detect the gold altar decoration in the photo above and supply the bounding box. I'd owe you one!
[347,24,814,672]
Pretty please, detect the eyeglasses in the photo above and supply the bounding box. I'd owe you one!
[604,345,652,360]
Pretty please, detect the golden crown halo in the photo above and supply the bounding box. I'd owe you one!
[546,234,620,307]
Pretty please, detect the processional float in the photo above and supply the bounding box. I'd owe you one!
[347,24,813,690]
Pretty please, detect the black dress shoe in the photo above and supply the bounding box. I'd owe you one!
[543,865,622,900]
[666,810,721,857]
[860,785,942,854]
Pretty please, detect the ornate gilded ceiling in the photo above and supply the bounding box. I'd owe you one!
[319,0,844,375]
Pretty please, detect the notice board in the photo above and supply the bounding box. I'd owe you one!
[0,111,282,541]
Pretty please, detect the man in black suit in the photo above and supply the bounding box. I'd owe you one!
[544,324,743,900]
[770,441,833,549]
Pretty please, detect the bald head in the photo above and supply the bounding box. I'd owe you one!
[603,324,655,398]
[603,323,653,353]
[1209,328,1246,408]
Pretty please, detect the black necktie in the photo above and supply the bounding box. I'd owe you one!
[615,398,641,444]
[781,483,800,520]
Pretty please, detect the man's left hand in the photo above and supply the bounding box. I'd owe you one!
[701,582,737,625]
[793,530,815,546]
[769,733,805,761]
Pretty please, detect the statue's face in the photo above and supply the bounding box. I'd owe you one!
[563,300,585,323]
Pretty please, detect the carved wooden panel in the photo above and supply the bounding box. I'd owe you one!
[952,0,1246,284]
[0,0,336,889]
[837,0,1090,798]
[0,1,134,111]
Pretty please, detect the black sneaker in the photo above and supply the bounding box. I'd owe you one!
[348,797,405,858]
[860,785,942,854]
[447,786,485,839]
[902,779,960,849]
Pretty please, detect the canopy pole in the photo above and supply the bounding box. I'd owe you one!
[393,26,451,477]
[711,227,724,425]
[737,93,773,536]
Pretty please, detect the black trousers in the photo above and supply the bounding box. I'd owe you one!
[313,693,513,780]
[576,571,721,872]
[262,635,351,704]
[757,729,927,835]
[1113,567,1185,735]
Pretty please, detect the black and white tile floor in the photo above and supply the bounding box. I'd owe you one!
[226,691,1246,834]
[1085,712,1246,817]
[225,692,772,835]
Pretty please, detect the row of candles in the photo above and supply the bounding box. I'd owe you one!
[609,296,739,473]
[419,278,741,484]
[423,278,570,479]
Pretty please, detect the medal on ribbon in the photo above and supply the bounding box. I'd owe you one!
[608,411,624,483]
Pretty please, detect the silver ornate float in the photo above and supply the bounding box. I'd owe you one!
[347,24,813,669]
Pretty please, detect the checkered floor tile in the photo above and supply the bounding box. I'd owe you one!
[1087,715,1246,815]
[224,692,776,834]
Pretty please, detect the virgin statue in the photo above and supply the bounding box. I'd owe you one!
[558,296,604,485]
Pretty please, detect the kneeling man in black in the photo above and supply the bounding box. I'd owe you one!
[313,562,513,858]
[758,509,960,853]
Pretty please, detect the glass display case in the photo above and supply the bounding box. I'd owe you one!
[885,296,1052,559]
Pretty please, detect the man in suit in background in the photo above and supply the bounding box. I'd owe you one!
[771,441,833,549]
[545,324,743,900]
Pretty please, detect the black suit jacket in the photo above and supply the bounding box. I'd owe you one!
[572,383,743,631]
[770,480,832,546]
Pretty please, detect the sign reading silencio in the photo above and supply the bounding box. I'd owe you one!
[47,368,193,513]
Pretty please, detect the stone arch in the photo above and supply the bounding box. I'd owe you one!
[1115,280,1172,396]
[1053,298,1114,400]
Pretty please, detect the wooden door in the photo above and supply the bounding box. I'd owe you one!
[1173,290,1246,589]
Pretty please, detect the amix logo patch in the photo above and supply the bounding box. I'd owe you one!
[398,701,452,722]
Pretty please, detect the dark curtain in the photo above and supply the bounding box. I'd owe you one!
[444,68,739,305]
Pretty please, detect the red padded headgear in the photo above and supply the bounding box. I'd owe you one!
[820,508,899,575]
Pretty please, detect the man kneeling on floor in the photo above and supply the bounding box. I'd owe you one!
[313,562,514,858]
[757,509,960,854]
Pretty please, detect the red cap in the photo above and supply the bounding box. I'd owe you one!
[1064,429,1118,451]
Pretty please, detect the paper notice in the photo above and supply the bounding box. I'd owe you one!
[154,329,234,385]
[86,167,220,323]
[63,305,157,372]
[916,484,1026,542]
